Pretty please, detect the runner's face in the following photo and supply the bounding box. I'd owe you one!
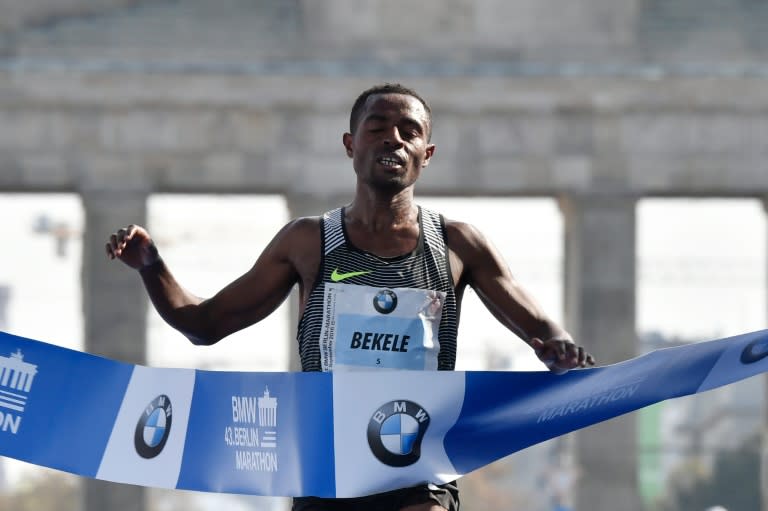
[343,93,435,192]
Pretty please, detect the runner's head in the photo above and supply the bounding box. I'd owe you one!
[343,84,435,192]
[349,84,432,142]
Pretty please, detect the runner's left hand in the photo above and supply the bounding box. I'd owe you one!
[530,338,595,374]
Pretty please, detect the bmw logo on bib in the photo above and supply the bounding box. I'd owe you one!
[367,400,430,467]
[373,289,398,315]
[134,394,173,459]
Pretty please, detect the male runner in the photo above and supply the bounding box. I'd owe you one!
[106,83,595,511]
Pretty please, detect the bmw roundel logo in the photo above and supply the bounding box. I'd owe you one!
[740,336,768,364]
[134,394,173,459]
[367,400,430,467]
[373,289,398,314]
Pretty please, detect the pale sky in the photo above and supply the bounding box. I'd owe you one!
[0,193,766,507]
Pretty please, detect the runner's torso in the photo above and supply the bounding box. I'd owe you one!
[296,206,458,372]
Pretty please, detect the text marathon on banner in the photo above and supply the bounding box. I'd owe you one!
[0,329,767,497]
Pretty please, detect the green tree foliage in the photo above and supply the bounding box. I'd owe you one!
[659,433,761,511]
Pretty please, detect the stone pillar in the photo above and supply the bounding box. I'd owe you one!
[284,192,352,371]
[560,194,642,511]
[81,189,148,511]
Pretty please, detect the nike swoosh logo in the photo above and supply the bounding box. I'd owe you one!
[330,268,372,282]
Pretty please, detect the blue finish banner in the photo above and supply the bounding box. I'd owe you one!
[0,329,767,498]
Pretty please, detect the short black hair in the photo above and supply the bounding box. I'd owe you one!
[349,83,432,140]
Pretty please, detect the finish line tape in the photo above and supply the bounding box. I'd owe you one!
[0,329,766,498]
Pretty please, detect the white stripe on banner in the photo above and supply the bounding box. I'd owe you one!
[0,329,766,498]
[332,371,465,497]
[96,365,196,489]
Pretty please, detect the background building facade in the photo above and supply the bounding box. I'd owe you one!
[0,1,767,510]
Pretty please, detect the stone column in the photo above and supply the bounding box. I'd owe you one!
[284,192,352,371]
[81,189,148,511]
[560,194,642,511]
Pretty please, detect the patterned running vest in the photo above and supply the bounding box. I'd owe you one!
[296,206,459,372]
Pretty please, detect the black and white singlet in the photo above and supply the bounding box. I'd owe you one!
[296,206,459,372]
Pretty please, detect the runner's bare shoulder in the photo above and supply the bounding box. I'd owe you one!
[274,216,322,267]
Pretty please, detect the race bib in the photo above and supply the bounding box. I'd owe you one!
[318,284,445,371]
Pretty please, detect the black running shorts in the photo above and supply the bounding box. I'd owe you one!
[291,481,460,511]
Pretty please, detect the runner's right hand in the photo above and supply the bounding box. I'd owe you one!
[105,224,160,270]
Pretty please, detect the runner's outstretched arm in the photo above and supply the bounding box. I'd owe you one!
[446,220,595,372]
[105,220,317,345]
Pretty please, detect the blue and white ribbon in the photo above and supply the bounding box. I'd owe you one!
[0,329,766,498]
